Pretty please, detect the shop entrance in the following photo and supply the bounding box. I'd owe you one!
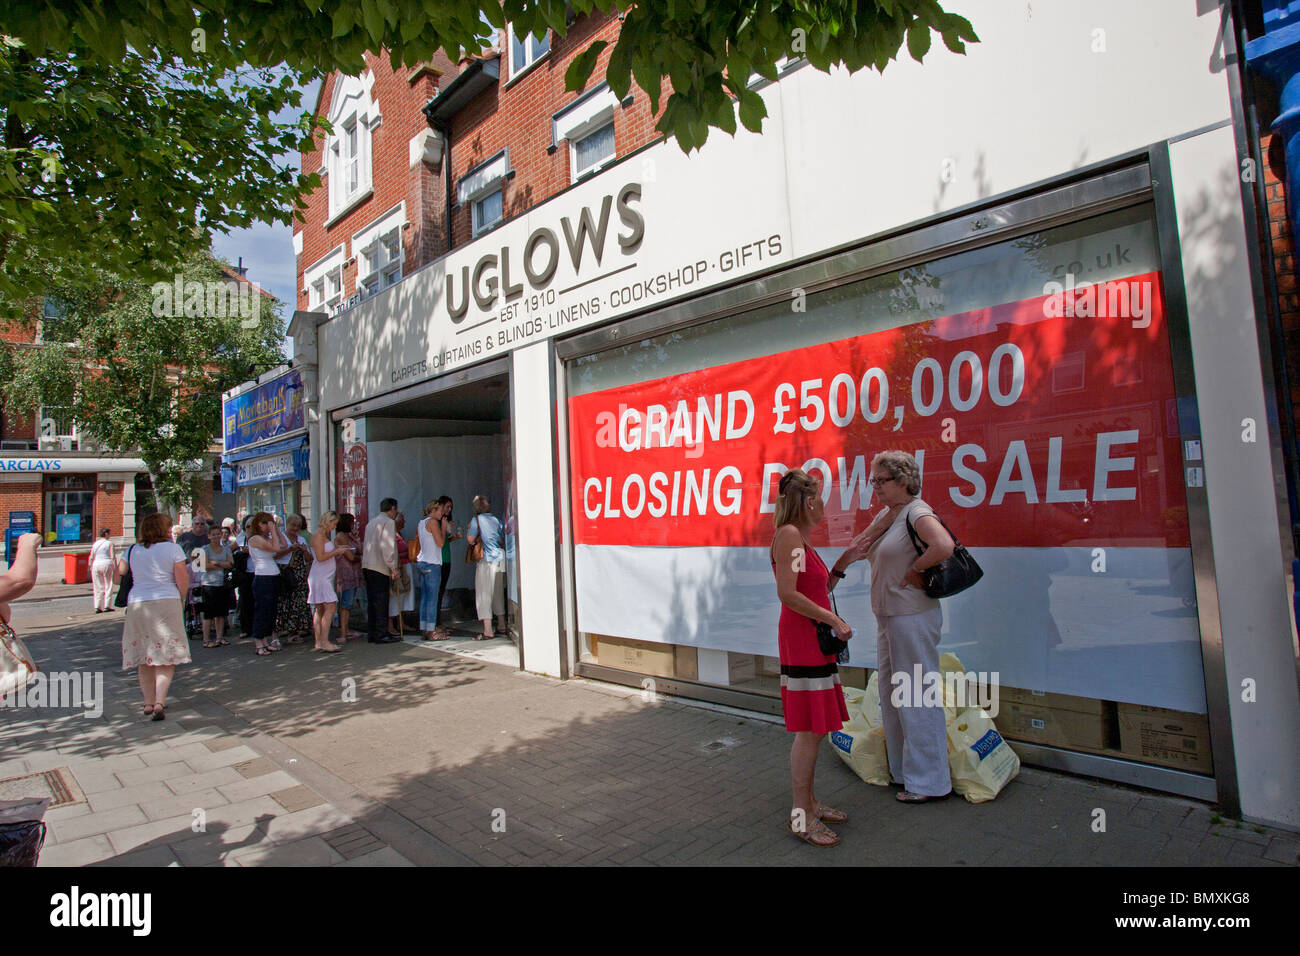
[339,364,519,666]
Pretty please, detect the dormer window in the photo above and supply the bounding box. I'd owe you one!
[326,72,380,222]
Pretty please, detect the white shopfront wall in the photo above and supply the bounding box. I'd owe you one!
[294,1,1300,829]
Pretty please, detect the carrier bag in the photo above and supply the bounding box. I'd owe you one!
[946,707,1020,803]
[830,684,891,786]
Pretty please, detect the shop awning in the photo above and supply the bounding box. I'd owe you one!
[221,433,307,465]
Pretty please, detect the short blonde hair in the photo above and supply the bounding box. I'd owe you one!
[773,468,820,529]
[872,450,922,495]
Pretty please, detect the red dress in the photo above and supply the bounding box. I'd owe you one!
[775,541,849,733]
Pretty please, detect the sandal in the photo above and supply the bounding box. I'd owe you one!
[217,638,230,646]
[814,803,848,824]
[267,639,282,651]
[897,791,951,804]
[143,704,155,717]
[313,645,342,653]
[256,646,272,656]
[787,817,839,848]
[202,641,218,648]
[151,704,166,722]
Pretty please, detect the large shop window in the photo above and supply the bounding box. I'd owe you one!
[566,203,1212,774]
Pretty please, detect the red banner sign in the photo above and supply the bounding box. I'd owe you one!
[568,271,1188,549]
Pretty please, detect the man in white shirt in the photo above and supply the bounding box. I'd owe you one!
[362,498,401,643]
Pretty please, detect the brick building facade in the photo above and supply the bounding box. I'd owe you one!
[295,12,667,313]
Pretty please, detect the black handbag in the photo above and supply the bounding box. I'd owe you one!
[113,545,135,608]
[812,584,850,664]
[905,511,984,599]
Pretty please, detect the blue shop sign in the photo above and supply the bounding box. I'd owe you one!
[235,449,309,487]
[223,370,306,453]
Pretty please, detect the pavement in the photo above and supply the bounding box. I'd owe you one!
[3,589,1299,867]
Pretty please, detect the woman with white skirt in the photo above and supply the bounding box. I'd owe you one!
[116,512,191,721]
[307,511,342,653]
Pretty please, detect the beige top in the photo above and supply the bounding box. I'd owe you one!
[361,512,398,574]
[866,498,941,618]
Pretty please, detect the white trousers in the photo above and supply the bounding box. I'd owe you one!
[475,559,505,621]
[91,563,115,611]
[876,607,952,797]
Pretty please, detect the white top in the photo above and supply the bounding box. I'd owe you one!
[249,539,279,576]
[90,538,114,566]
[127,542,185,604]
[866,498,942,618]
[417,517,442,566]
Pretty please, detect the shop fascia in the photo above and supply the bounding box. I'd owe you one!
[443,181,645,321]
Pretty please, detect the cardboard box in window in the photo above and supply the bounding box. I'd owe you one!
[997,686,1106,717]
[594,635,676,678]
[994,701,1110,750]
[727,653,757,684]
[674,645,698,681]
[1117,704,1213,774]
[840,666,868,689]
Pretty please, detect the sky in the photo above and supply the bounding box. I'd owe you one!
[210,78,322,360]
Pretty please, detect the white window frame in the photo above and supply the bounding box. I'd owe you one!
[326,72,380,223]
[507,21,550,80]
[303,245,346,312]
[459,150,510,238]
[352,203,406,300]
[553,84,619,183]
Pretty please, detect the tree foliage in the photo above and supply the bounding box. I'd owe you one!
[2,1,977,155]
[0,251,286,509]
[0,38,323,311]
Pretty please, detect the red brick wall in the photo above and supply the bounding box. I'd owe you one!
[296,52,462,311]
[447,13,667,249]
[94,480,124,537]
[1259,129,1300,439]
[294,15,671,296]
[0,481,43,537]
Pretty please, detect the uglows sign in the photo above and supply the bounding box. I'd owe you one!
[444,182,645,321]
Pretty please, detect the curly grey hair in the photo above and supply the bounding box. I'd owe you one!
[871,450,922,496]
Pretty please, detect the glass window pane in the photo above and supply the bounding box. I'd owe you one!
[574,123,615,176]
[475,189,503,232]
[564,204,1209,752]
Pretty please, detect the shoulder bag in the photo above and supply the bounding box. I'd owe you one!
[905,509,983,599]
[804,544,850,663]
[113,545,136,608]
[465,517,484,564]
[0,618,38,699]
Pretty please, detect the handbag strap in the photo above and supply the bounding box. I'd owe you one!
[905,507,962,557]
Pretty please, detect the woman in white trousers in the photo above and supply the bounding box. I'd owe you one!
[90,528,116,613]
[863,451,957,803]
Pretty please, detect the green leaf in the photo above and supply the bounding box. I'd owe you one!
[737,87,767,132]
[906,20,931,61]
[565,40,607,91]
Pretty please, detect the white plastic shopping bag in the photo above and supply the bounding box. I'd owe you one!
[947,707,1021,803]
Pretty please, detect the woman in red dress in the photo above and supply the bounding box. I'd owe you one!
[772,468,873,848]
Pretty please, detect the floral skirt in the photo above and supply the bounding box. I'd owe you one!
[275,560,312,635]
[123,599,192,669]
